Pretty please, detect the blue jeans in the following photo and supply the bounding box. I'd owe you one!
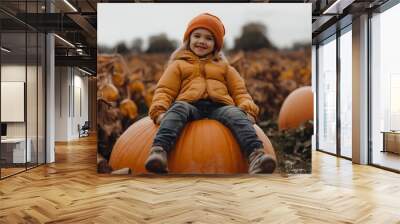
[152,100,263,157]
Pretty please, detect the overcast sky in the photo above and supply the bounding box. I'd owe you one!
[98,3,311,49]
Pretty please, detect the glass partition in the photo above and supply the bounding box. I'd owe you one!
[27,31,38,169]
[317,35,337,154]
[1,31,28,177]
[371,3,400,171]
[26,0,43,169]
[339,28,352,158]
[0,1,46,179]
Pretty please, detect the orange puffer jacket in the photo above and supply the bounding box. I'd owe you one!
[149,50,259,122]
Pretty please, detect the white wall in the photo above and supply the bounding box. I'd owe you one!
[55,67,89,141]
[72,73,89,138]
[55,67,69,141]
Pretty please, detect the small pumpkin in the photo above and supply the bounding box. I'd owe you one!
[109,117,276,174]
[112,72,125,87]
[280,69,294,80]
[128,80,145,94]
[278,86,313,130]
[99,83,119,102]
[111,56,129,87]
[113,61,124,74]
[129,71,143,81]
[119,98,138,120]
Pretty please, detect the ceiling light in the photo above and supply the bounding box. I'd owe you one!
[323,0,354,15]
[54,34,75,48]
[1,47,11,53]
[63,0,78,12]
[76,48,85,55]
[78,67,93,76]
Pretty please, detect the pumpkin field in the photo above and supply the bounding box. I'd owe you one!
[97,48,313,175]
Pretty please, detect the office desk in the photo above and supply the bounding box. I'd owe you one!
[381,131,400,154]
[1,138,31,163]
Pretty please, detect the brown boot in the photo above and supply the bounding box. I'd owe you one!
[145,146,169,174]
[248,148,276,174]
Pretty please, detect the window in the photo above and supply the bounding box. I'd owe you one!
[317,36,337,154]
[370,2,400,171]
[339,28,352,158]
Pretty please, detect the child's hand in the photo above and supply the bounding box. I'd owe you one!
[156,113,166,125]
[247,113,256,124]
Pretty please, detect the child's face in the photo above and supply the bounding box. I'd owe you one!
[189,28,215,57]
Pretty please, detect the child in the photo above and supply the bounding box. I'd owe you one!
[145,13,276,174]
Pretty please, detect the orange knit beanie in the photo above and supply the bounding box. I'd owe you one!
[183,13,225,52]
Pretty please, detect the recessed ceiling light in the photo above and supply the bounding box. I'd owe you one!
[323,0,354,15]
[78,67,93,76]
[63,0,78,12]
[54,34,75,48]
[1,47,11,53]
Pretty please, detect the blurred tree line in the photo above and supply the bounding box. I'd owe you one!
[99,22,309,54]
[99,33,178,55]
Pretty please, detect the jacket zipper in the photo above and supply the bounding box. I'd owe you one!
[199,60,208,98]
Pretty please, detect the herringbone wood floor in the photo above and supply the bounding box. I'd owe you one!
[1,135,400,224]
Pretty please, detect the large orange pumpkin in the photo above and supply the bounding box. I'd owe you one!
[278,86,313,130]
[109,117,276,174]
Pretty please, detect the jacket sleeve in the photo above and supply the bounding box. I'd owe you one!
[226,65,259,120]
[149,61,182,123]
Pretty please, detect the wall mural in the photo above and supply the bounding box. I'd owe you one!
[97,3,313,175]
